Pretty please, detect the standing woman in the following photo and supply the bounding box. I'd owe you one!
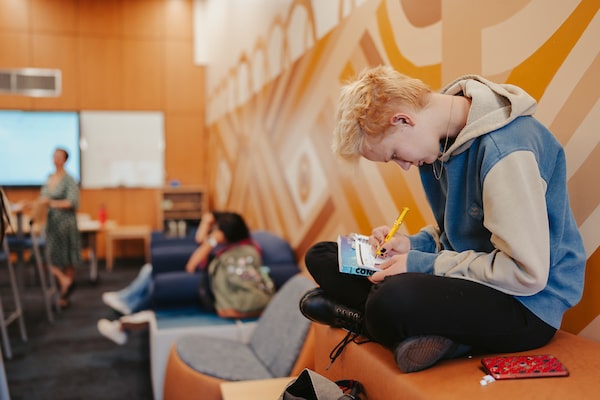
[40,147,81,308]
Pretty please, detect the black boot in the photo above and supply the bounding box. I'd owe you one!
[300,288,370,369]
[299,288,363,334]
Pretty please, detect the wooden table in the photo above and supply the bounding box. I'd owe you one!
[105,224,151,271]
[78,219,114,282]
[220,377,294,400]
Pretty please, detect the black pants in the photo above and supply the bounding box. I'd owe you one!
[305,241,556,353]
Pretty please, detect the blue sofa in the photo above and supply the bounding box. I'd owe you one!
[149,230,300,310]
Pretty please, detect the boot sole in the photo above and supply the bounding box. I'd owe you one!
[394,335,454,373]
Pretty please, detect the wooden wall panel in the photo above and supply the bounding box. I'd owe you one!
[164,113,205,185]
[2,188,38,205]
[0,90,32,109]
[0,0,29,31]
[30,33,78,109]
[122,0,165,39]
[0,31,32,109]
[0,31,30,67]
[77,36,123,110]
[164,0,193,39]
[121,189,160,225]
[122,38,164,109]
[77,0,123,36]
[165,40,204,112]
[30,0,77,34]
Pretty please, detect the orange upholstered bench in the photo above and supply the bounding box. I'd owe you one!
[163,326,314,400]
[313,324,600,400]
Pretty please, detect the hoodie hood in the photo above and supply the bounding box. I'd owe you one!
[439,75,538,160]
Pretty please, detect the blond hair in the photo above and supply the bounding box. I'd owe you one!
[332,65,431,161]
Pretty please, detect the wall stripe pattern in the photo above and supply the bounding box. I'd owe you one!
[201,0,600,331]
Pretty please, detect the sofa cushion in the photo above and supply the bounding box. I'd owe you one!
[251,230,300,289]
[151,271,203,310]
[251,230,295,266]
[249,274,315,377]
[314,325,600,400]
[151,243,198,275]
[176,335,273,381]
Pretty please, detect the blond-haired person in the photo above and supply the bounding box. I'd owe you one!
[300,66,586,373]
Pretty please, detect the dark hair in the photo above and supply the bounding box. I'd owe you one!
[56,147,69,161]
[212,211,250,243]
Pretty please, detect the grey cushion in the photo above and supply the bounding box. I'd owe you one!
[249,274,315,376]
[176,336,272,381]
[175,274,315,380]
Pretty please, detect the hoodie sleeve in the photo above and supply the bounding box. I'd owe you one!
[408,225,441,254]
[422,151,550,296]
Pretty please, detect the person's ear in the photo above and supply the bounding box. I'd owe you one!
[390,113,413,126]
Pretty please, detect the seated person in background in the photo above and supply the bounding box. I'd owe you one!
[97,211,262,345]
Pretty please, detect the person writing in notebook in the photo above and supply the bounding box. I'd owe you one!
[300,66,586,373]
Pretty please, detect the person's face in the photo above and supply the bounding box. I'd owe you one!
[53,150,67,168]
[360,117,440,170]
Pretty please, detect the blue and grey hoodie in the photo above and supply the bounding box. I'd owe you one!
[406,75,586,329]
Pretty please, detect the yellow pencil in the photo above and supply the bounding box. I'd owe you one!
[377,207,409,256]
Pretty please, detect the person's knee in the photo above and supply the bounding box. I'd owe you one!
[366,274,418,309]
[305,241,336,270]
[364,275,422,345]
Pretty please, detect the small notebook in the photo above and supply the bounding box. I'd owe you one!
[338,234,384,277]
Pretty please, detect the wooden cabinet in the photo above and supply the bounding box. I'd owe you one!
[158,186,207,233]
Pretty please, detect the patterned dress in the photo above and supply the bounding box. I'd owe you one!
[41,174,81,268]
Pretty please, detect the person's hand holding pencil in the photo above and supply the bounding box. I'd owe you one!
[375,207,409,256]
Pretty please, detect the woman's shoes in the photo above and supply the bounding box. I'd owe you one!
[64,280,77,298]
[59,280,77,308]
[58,297,70,309]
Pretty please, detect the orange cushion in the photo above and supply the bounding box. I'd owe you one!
[314,325,600,400]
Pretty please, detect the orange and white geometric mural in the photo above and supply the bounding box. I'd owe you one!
[194,0,600,333]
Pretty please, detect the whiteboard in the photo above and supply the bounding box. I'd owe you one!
[80,111,165,188]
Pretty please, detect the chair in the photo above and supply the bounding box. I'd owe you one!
[0,236,27,359]
[162,274,316,400]
[28,201,60,323]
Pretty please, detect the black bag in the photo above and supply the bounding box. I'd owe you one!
[279,368,367,400]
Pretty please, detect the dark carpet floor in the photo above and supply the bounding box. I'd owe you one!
[1,258,153,400]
